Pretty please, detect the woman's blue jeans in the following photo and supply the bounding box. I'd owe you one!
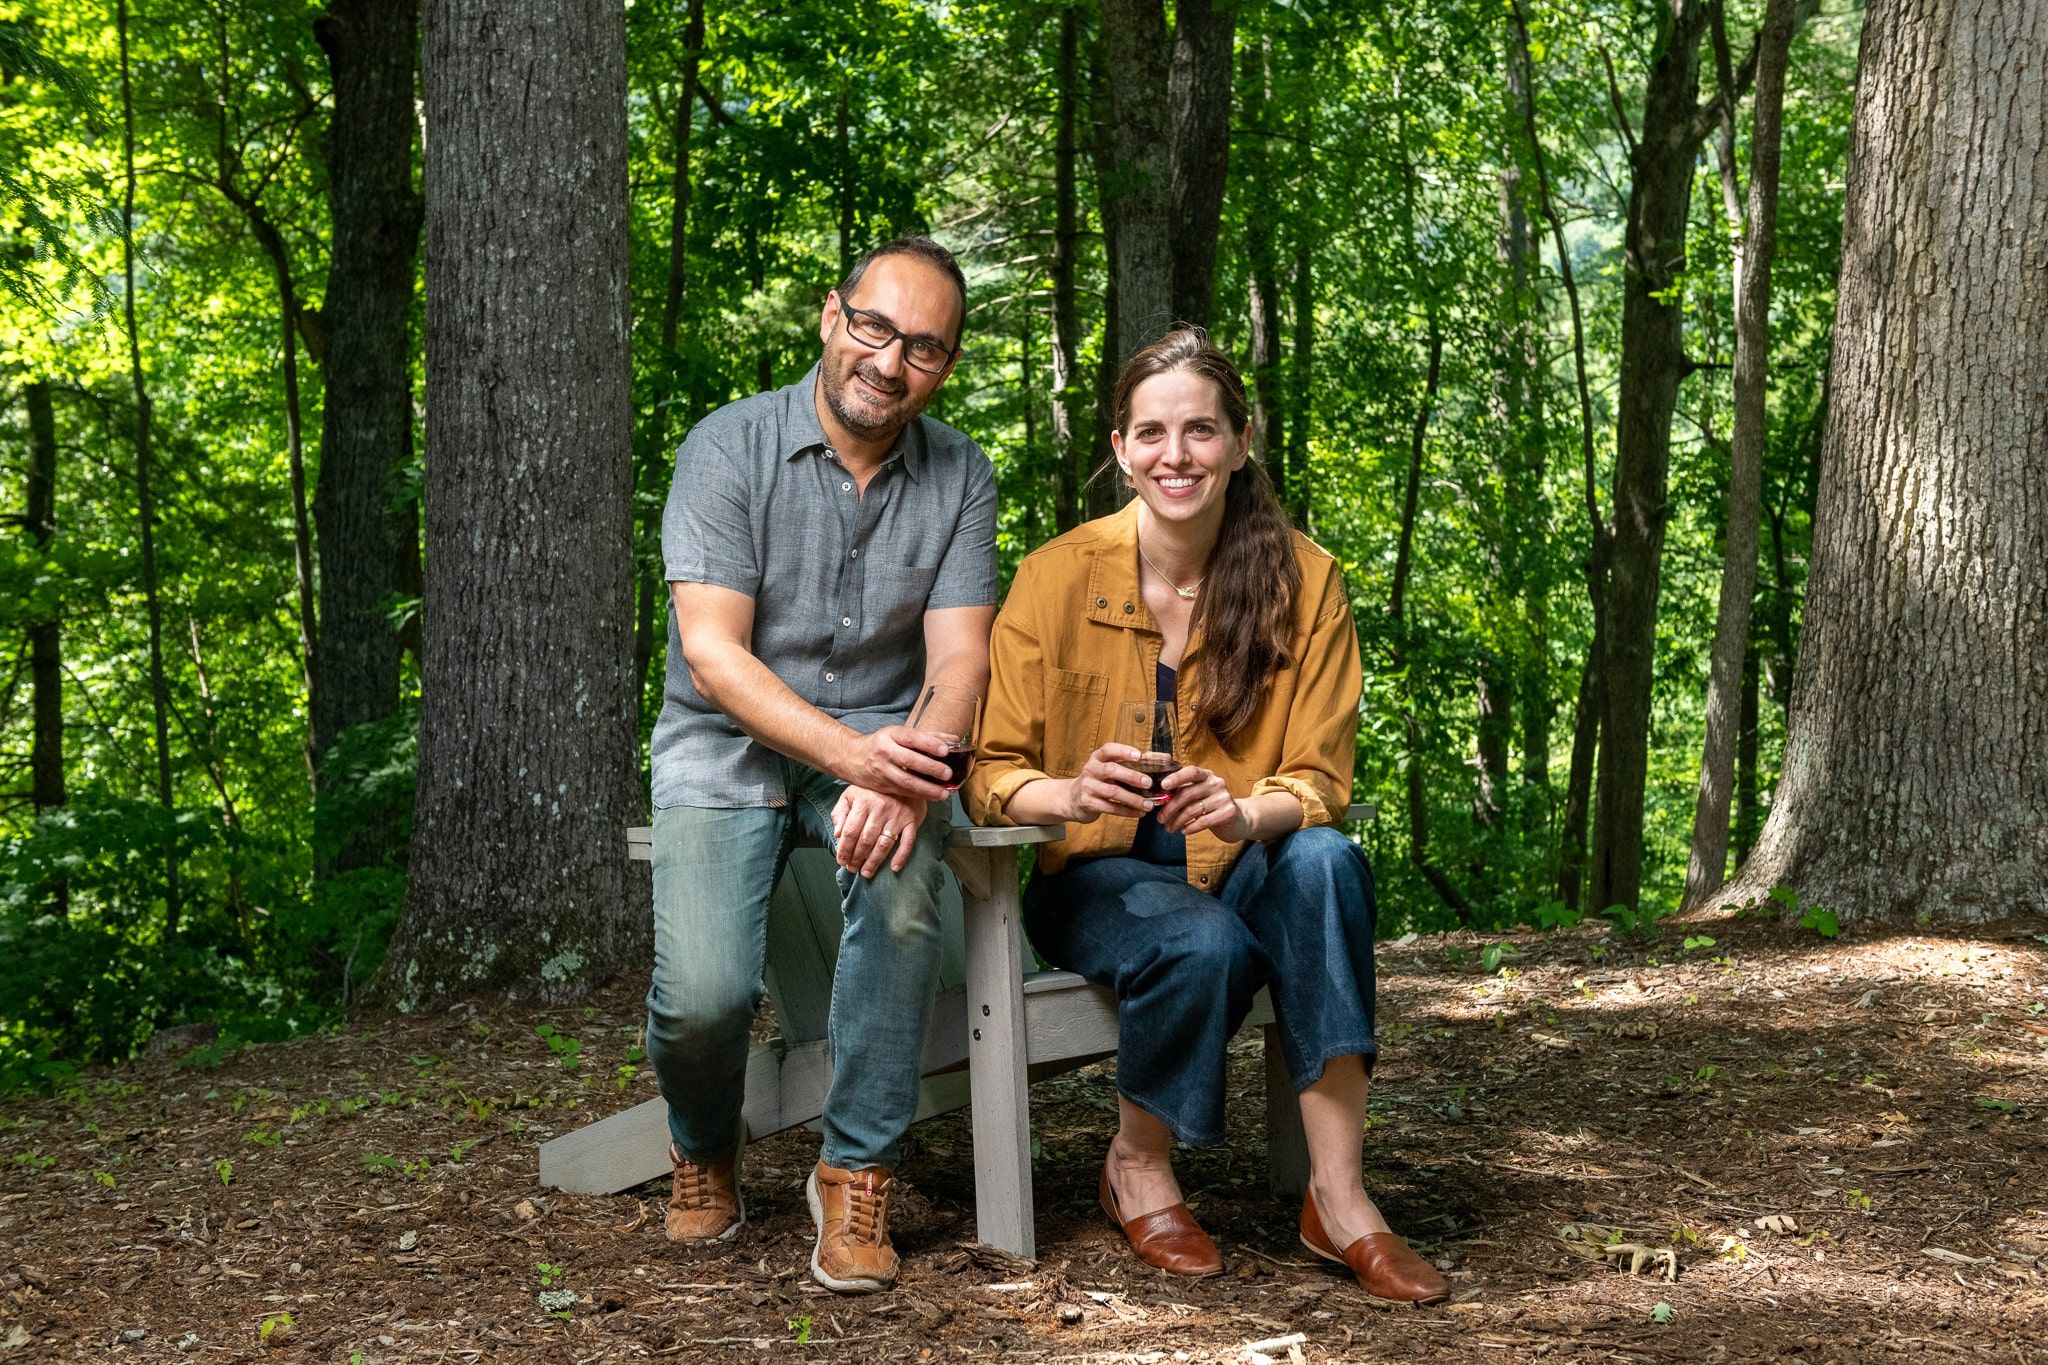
[644,760,951,1171]
[1023,826,1378,1147]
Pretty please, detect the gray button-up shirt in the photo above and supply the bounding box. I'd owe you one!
[652,364,998,809]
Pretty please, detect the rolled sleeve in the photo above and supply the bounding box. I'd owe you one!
[927,455,998,609]
[965,558,1051,824]
[1249,572,1361,830]
[662,425,759,594]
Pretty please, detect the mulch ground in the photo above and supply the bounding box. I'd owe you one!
[4,912,2045,1363]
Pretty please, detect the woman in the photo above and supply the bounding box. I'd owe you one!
[965,329,1445,1304]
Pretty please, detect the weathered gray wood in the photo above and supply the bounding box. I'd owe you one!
[961,845,1037,1259]
[1262,1023,1309,1197]
[624,820,1068,860]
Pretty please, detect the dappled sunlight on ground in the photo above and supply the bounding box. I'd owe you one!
[2,914,2042,1360]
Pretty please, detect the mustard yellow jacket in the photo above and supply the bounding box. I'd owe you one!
[965,500,1363,891]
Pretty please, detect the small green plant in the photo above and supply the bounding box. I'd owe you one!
[537,1261,565,1288]
[450,1137,484,1162]
[789,1315,814,1345]
[1601,901,1669,937]
[1978,1098,2017,1113]
[258,1312,293,1342]
[1681,935,1716,952]
[1588,941,1607,962]
[92,1170,116,1189]
[1844,1188,1873,1213]
[1481,942,1523,973]
[244,1128,281,1148]
[214,1159,233,1188]
[1531,899,1585,931]
[1801,905,1841,938]
[13,1151,55,1172]
[1649,1302,1673,1325]
[534,1024,583,1070]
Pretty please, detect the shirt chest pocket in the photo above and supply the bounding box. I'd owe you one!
[1044,665,1108,776]
[862,561,939,639]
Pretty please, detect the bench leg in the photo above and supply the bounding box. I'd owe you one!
[1263,1023,1309,1199]
[960,846,1036,1260]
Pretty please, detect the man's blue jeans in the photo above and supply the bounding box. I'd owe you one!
[1022,826,1378,1147]
[645,760,952,1171]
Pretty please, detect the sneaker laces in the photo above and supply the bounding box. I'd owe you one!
[842,1172,891,1244]
[673,1155,716,1208]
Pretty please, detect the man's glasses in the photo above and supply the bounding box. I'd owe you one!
[838,299,958,376]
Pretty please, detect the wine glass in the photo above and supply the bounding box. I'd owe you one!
[909,684,980,792]
[1115,700,1180,804]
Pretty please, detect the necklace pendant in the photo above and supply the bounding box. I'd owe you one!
[1174,585,1198,600]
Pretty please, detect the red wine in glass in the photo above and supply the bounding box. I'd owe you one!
[1117,701,1181,804]
[910,685,981,793]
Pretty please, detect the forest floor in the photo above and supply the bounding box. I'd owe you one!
[3,911,2045,1364]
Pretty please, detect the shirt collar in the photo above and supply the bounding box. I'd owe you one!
[782,362,927,482]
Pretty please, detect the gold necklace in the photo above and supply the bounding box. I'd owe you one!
[1137,538,1203,600]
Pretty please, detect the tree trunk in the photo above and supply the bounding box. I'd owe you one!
[386,0,641,1005]
[1589,0,1714,915]
[1285,239,1312,527]
[1098,0,1172,355]
[1050,4,1082,533]
[313,0,421,872]
[1166,0,1233,329]
[119,0,179,927]
[1087,29,1124,521]
[1682,0,1799,910]
[25,381,64,820]
[1725,0,2048,923]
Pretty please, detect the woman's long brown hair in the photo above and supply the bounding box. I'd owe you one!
[1110,328,1302,746]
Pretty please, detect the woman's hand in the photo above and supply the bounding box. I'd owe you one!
[1156,765,1254,842]
[1062,744,1165,824]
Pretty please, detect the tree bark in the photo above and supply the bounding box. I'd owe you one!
[1098,0,1172,355]
[1734,643,1759,862]
[385,0,641,1005]
[1682,0,1799,910]
[1166,0,1233,328]
[119,0,179,927]
[1589,0,1713,915]
[1725,0,2048,923]
[25,381,64,821]
[1050,5,1082,533]
[313,0,421,873]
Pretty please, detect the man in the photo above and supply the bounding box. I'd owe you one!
[649,236,995,1294]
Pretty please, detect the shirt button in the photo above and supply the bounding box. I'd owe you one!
[1123,602,1134,613]
[1095,596,1107,608]
[1197,875,1210,885]
[841,481,853,492]
[824,671,836,682]
[849,549,859,559]
[841,617,853,627]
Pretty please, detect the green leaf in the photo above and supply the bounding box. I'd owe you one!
[1650,1302,1673,1324]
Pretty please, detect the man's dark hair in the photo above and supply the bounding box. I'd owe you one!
[835,236,968,347]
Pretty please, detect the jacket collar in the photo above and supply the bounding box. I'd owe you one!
[1083,500,1205,661]
[781,362,926,481]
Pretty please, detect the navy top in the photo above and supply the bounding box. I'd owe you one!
[1128,662,1188,865]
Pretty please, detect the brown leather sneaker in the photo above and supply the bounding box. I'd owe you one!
[806,1160,899,1293]
[1300,1190,1449,1305]
[665,1145,743,1244]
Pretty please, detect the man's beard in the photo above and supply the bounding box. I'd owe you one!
[820,351,928,440]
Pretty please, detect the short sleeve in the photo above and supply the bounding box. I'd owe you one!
[662,423,759,595]
[926,445,998,610]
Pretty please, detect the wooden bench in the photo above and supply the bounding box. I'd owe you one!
[537,804,1373,1258]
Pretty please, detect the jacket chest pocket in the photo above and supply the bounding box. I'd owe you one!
[1044,665,1108,776]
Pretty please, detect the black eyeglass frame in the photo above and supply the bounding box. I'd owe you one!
[835,298,961,375]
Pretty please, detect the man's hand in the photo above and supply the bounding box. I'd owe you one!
[1061,743,1166,825]
[841,725,955,803]
[831,786,928,878]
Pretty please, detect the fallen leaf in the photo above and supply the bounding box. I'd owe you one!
[514,1199,537,1221]
[1757,1214,1798,1234]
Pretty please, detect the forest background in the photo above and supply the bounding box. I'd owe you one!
[0,0,1992,1088]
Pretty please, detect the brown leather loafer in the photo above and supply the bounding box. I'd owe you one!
[1300,1191,1449,1305]
[1099,1163,1223,1278]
